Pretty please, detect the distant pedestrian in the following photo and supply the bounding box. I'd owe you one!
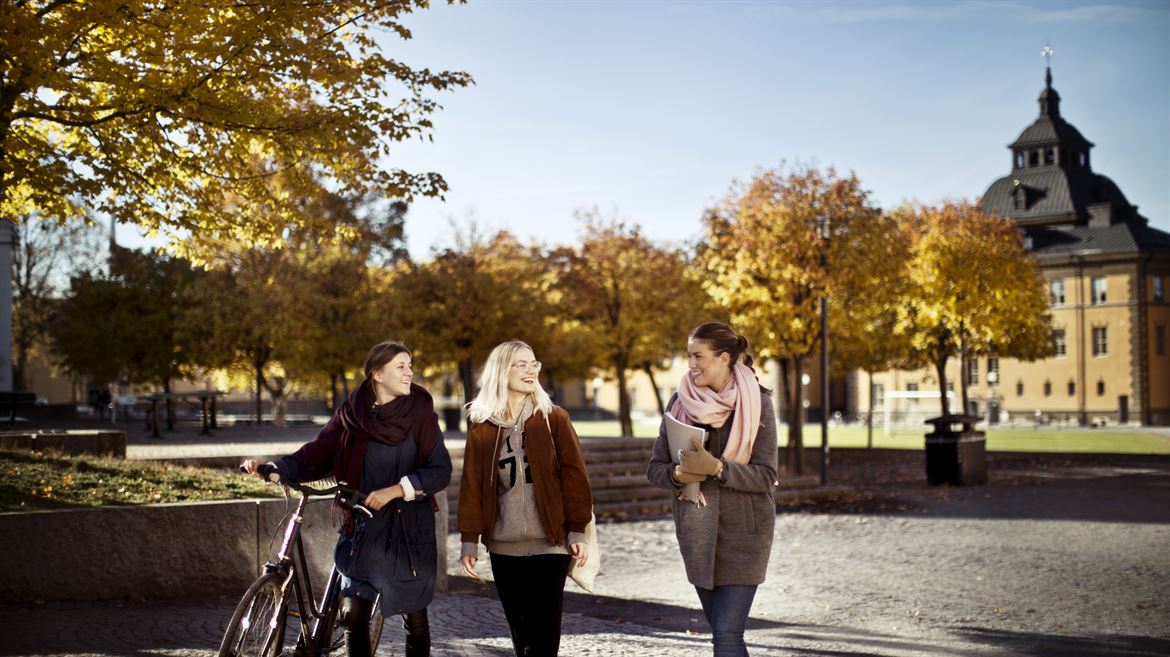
[243,341,451,657]
[457,340,593,657]
[647,322,778,657]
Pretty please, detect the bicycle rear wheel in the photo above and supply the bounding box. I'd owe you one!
[218,573,289,657]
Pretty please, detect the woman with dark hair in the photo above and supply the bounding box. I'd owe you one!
[243,341,452,657]
[647,322,778,657]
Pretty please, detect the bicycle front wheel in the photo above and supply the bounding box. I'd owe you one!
[218,572,289,657]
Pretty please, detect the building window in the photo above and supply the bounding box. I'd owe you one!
[1015,152,1024,169]
[1078,151,1086,167]
[906,383,919,392]
[1044,380,1052,397]
[873,383,885,404]
[1049,279,1064,306]
[1155,276,1164,302]
[1044,148,1055,165]
[1091,277,1107,304]
[1156,325,1165,356]
[987,357,999,382]
[1097,380,1105,396]
[1024,236,1034,251]
[1053,329,1067,357]
[1030,151,1040,167]
[1016,381,1024,397]
[965,359,979,386]
[1092,327,1108,356]
[1068,381,1076,396]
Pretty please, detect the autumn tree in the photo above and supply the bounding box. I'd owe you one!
[2,1,471,253]
[550,213,706,437]
[53,246,203,424]
[181,244,299,425]
[392,228,547,406]
[11,217,102,390]
[898,201,1053,417]
[827,209,912,447]
[698,165,882,473]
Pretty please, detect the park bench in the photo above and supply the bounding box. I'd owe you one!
[139,391,223,438]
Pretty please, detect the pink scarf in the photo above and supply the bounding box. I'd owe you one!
[671,362,761,464]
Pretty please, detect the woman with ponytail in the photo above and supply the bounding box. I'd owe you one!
[647,322,778,657]
[242,341,452,657]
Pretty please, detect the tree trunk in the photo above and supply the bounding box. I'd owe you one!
[789,357,806,475]
[254,364,264,425]
[265,377,288,428]
[643,363,666,416]
[329,372,339,411]
[959,352,970,417]
[866,369,874,449]
[458,357,475,409]
[163,378,175,430]
[342,369,350,397]
[615,353,633,437]
[935,355,950,417]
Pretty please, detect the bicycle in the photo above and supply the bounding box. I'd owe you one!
[218,463,385,657]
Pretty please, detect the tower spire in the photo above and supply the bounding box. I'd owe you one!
[1038,44,1060,118]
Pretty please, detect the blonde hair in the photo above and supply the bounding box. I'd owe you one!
[466,340,554,425]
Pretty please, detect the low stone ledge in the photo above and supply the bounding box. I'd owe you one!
[0,491,448,603]
[0,430,127,459]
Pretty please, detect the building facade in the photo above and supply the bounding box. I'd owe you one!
[863,68,1170,426]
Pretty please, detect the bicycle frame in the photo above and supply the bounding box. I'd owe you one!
[260,487,344,656]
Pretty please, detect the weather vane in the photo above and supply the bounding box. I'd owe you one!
[1041,44,1055,66]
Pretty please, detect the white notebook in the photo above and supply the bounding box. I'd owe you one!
[664,412,708,502]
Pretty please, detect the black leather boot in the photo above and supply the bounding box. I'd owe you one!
[339,596,373,657]
[403,608,431,657]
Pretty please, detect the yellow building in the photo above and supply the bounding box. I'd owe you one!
[863,69,1170,426]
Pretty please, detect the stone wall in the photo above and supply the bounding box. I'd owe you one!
[0,491,447,603]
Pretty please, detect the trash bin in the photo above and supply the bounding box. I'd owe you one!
[925,414,987,485]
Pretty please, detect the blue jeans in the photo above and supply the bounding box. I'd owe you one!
[695,584,758,657]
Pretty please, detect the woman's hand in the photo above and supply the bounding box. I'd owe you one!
[241,459,263,479]
[673,465,706,485]
[679,437,721,477]
[571,541,589,568]
[363,484,404,510]
[460,555,479,579]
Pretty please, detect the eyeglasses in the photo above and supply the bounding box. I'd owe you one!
[511,360,542,372]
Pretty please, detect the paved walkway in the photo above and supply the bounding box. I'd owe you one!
[3,426,1169,656]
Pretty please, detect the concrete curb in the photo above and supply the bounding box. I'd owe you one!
[0,491,448,604]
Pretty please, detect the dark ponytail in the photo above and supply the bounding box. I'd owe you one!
[689,322,755,371]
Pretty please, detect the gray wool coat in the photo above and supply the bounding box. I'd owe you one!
[647,391,778,590]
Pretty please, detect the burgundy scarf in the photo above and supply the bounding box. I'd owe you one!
[293,380,441,494]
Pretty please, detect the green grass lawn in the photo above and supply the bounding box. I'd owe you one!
[574,420,1170,454]
[0,449,279,511]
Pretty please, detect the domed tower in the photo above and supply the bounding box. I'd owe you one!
[973,65,1170,426]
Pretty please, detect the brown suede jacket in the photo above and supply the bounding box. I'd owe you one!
[457,406,593,550]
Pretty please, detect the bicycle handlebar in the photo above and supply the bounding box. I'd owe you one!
[239,462,373,517]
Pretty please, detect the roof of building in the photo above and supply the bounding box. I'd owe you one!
[1025,222,1170,258]
[978,67,1163,247]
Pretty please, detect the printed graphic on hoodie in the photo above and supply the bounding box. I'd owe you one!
[498,430,532,489]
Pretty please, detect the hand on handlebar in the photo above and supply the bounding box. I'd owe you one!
[362,484,405,511]
[239,460,280,483]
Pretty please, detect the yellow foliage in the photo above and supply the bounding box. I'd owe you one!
[1,0,471,253]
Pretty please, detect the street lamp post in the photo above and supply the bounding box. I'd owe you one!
[817,215,831,486]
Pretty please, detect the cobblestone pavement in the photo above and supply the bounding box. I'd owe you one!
[3,455,1169,656]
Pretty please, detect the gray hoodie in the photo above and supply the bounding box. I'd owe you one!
[460,398,584,559]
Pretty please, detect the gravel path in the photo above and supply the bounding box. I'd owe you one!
[2,451,1168,656]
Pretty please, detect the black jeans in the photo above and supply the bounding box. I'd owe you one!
[339,596,430,657]
[490,552,572,657]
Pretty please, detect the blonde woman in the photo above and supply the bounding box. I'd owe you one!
[457,340,593,657]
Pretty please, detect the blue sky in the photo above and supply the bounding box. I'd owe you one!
[359,0,1169,258]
